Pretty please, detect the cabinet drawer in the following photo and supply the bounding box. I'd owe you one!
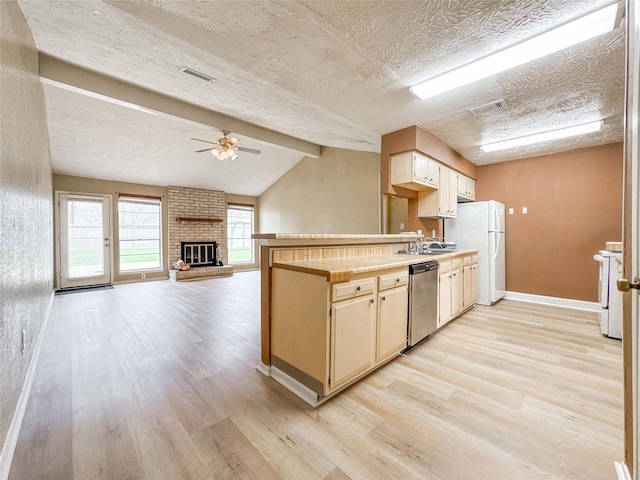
[463,255,472,266]
[472,255,479,264]
[379,270,409,291]
[439,260,452,273]
[452,258,462,269]
[332,277,376,302]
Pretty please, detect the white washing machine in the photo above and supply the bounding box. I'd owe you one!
[593,250,623,339]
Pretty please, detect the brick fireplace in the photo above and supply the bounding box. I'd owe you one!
[167,185,233,280]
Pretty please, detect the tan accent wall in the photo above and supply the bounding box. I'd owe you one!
[0,1,54,453]
[380,126,477,236]
[53,175,169,284]
[475,143,623,302]
[259,146,380,234]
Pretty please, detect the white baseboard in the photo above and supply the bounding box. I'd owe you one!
[114,275,168,285]
[504,291,600,312]
[614,461,631,480]
[0,291,55,480]
[255,362,270,377]
[256,363,324,407]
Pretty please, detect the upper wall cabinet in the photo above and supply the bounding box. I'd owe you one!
[457,174,476,202]
[418,165,458,219]
[391,151,439,191]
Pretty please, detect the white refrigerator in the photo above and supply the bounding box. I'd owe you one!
[445,200,506,305]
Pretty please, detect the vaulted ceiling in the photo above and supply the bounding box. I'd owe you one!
[18,0,626,196]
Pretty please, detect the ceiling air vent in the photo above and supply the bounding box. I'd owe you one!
[469,99,508,117]
[179,67,216,82]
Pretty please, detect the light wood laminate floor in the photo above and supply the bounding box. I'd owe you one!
[9,271,623,479]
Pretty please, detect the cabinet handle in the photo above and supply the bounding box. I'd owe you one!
[356,286,361,292]
[370,299,374,304]
[381,296,386,301]
[395,278,400,282]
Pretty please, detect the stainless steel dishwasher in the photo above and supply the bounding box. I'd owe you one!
[406,260,439,349]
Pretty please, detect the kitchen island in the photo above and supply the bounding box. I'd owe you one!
[253,233,478,405]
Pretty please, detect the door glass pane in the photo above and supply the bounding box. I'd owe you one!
[67,199,104,278]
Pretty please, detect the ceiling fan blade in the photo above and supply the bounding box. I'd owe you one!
[195,147,215,153]
[191,137,218,145]
[237,147,261,154]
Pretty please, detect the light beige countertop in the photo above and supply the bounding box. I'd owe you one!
[273,249,479,283]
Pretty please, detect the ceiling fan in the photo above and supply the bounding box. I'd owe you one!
[191,130,261,160]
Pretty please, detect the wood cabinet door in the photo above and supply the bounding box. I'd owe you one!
[438,271,452,326]
[451,267,463,316]
[377,286,408,362]
[471,264,479,304]
[463,265,473,309]
[412,152,429,184]
[427,158,440,187]
[330,295,375,390]
[467,178,476,200]
[448,171,458,217]
[438,167,450,216]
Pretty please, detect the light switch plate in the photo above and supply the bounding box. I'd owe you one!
[508,208,513,215]
[523,207,528,214]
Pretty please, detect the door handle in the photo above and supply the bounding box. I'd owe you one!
[618,277,640,292]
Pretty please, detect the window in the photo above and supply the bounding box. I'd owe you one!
[118,196,162,272]
[227,204,254,264]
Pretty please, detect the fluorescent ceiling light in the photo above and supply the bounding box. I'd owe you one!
[480,120,603,152]
[410,3,618,100]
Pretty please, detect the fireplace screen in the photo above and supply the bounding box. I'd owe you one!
[181,241,218,267]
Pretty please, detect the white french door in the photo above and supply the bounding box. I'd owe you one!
[57,193,112,288]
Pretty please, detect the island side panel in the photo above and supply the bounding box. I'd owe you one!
[271,268,330,394]
[260,245,271,366]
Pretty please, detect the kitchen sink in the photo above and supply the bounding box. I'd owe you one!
[397,249,451,256]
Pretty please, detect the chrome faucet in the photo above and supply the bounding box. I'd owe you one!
[410,237,424,253]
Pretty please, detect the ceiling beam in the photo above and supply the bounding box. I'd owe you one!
[38,53,321,158]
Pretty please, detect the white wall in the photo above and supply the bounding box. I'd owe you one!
[0,0,54,462]
[259,147,380,234]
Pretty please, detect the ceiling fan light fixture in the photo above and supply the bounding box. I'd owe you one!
[480,120,603,152]
[410,3,619,100]
[193,130,260,160]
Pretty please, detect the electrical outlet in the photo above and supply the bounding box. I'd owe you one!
[400,223,405,230]
[141,273,146,279]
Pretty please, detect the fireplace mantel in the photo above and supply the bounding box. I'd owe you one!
[176,217,223,225]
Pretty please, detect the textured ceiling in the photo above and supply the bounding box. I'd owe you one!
[17,0,626,194]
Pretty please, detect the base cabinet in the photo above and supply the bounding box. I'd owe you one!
[463,265,473,309]
[438,256,472,327]
[271,267,408,398]
[462,254,479,309]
